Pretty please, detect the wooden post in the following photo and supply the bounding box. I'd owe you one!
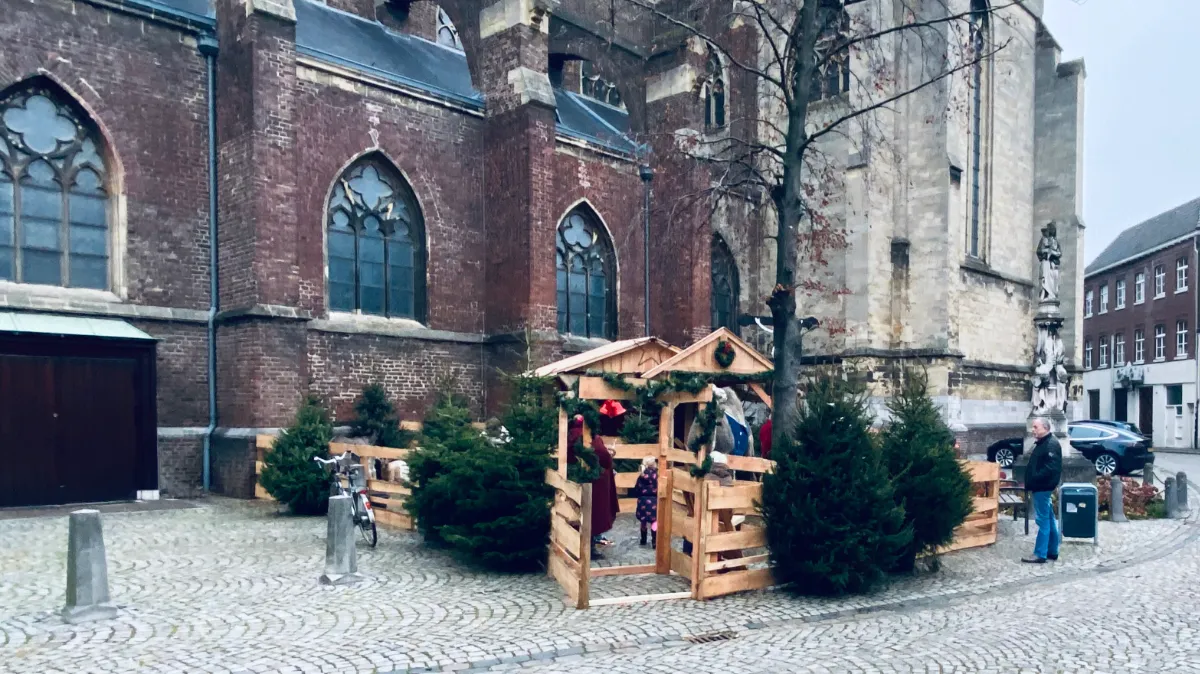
[655,403,675,575]
[690,477,710,597]
[576,483,593,609]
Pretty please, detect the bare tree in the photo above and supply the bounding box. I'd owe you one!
[613,0,1020,447]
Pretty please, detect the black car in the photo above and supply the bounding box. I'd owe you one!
[1085,419,1153,445]
[986,437,1024,468]
[1067,422,1154,476]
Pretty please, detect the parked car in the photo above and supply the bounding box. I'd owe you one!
[1084,419,1152,445]
[1067,422,1154,476]
[987,437,1024,468]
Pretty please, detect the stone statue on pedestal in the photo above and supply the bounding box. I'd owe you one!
[1037,221,1062,304]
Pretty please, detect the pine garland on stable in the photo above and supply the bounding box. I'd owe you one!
[761,376,912,596]
[880,369,974,571]
[259,394,334,516]
[351,382,415,448]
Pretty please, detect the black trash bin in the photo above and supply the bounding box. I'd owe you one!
[1059,483,1098,544]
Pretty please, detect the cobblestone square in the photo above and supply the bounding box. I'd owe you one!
[1,494,1197,674]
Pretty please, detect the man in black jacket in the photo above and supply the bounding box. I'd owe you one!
[1024,418,1063,563]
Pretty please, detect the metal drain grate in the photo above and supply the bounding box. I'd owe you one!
[684,630,738,644]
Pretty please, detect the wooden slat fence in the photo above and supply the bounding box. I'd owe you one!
[546,469,592,609]
[939,460,1000,553]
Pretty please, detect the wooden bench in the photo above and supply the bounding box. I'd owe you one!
[999,481,1029,535]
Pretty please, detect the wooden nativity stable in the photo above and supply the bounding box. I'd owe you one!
[536,328,780,609]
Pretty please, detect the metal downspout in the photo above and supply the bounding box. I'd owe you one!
[199,34,220,490]
[639,164,654,337]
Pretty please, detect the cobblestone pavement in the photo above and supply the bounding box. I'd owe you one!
[0,498,1196,674]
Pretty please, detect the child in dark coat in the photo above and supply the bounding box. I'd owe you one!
[634,456,658,547]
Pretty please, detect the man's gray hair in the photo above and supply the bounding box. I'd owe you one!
[1032,417,1051,432]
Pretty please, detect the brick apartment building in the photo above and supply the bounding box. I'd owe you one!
[0,0,1084,507]
[1082,197,1200,449]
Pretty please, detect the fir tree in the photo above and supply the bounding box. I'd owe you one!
[881,369,974,571]
[259,394,334,516]
[405,391,484,545]
[761,376,911,596]
[351,382,414,448]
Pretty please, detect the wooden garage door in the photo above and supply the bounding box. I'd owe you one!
[0,354,138,507]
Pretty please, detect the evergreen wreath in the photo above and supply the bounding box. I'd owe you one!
[714,340,737,369]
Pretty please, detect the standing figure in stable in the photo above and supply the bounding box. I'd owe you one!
[567,415,619,559]
[633,456,658,547]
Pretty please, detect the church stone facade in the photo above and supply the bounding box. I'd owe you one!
[0,0,1083,498]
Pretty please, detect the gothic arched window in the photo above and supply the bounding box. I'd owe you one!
[703,46,726,129]
[967,0,992,260]
[436,7,462,51]
[810,2,851,101]
[711,234,739,334]
[326,156,427,321]
[0,81,110,289]
[556,205,616,339]
[580,61,623,108]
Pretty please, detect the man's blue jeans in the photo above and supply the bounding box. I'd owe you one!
[1032,490,1061,560]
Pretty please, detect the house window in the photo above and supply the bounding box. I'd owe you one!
[1177,257,1189,292]
[1155,265,1166,297]
[1099,285,1108,313]
[1084,340,1092,369]
[1084,289,1093,317]
[1135,271,1145,303]
[1134,329,1145,363]
[702,45,726,130]
[1114,334,1125,366]
[1098,336,1108,368]
[436,8,463,51]
[556,205,616,339]
[0,82,111,289]
[711,234,739,333]
[1115,279,1126,309]
[1178,320,1189,359]
[810,2,851,102]
[966,0,992,261]
[1155,324,1166,360]
[580,61,623,108]
[326,156,427,321]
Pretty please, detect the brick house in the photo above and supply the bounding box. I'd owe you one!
[0,0,1084,506]
[1082,197,1200,449]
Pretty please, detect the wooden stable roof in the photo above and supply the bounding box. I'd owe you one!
[641,328,773,379]
[533,337,680,377]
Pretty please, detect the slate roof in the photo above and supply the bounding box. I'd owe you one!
[295,0,636,154]
[1085,197,1200,275]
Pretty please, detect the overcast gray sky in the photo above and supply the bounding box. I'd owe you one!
[1040,0,1200,263]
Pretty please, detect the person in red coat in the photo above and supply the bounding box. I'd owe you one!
[567,416,619,559]
[759,418,773,460]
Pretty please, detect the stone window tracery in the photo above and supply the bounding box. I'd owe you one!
[556,205,616,339]
[0,82,110,289]
[810,3,851,102]
[702,45,726,129]
[966,0,993,260]
[436,7,462,51]
[326,156,427,321]
[580,61,623,108]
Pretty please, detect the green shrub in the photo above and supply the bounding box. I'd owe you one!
[761,376,911,596]
[880,369,974,571]
[259,394,334,516]
[351,382,415,448]
[406,379,556,571]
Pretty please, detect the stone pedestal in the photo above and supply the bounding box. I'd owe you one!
[320,495,362,585]
[62,510,118,624]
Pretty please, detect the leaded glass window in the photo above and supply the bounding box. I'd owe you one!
[0,82,110,289]
[810,3,851,101]
[436,7,462,51]
[326,157,426,321]
[556,206,616,339]
[711,234,739,333]
[703,46,726,130]
[967,0,991,260]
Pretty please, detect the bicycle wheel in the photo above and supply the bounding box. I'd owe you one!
[357,495,378,547]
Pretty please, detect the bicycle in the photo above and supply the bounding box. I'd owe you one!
[313,453,378,548]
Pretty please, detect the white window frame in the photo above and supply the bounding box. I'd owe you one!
[1134,329,1145,364]
[1135,272,1146,304]
[1155,265,1166,298]
[1099,285,1108,313]
[1084,289,1093,317]
[1178,257,1190,293]
[1114,334,1125,366]
[1084,340,1093,369]
[1099,337,1109,368]
[1155,324,1166,360]
[1178,320,1189,359]
[1115,279,1126,309]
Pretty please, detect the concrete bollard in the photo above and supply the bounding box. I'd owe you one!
[320,495,362,586]
[1177,472,1189,510]
[1165,477,1180,519]
[1110,477,1128,523]
[62,509,118,624]
[1143,461,1155,487]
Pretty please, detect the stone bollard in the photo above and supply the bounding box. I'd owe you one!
[62,509,118,624]
[1177,472,1189,510]
[1110,477,1128,523]
[1143,461,1155,487]
[1165,477,1180,519]
[320,495,362,585]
